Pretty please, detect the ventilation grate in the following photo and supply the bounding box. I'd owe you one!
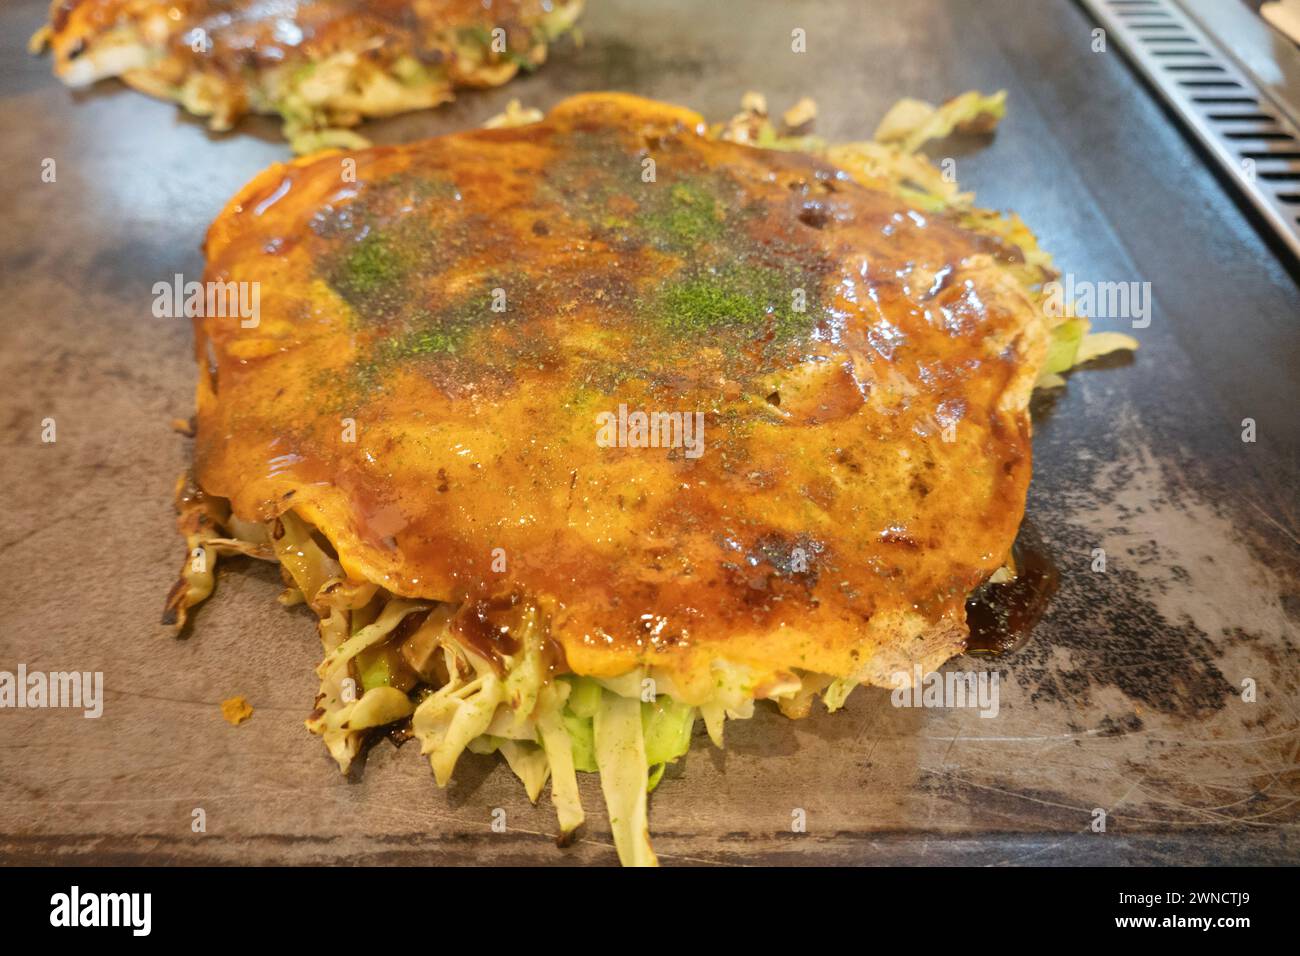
[1080,0,1300,260]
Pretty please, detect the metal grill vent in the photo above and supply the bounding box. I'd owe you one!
[1080,0,1300,260]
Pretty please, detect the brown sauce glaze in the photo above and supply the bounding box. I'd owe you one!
[450,595,524,672]
[194,93,1054,690]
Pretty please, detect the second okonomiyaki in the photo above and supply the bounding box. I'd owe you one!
[33,0,583,151]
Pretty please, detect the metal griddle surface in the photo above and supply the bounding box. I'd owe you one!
[0,0,1296,865]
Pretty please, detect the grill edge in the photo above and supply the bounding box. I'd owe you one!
[1080,0,1300,261]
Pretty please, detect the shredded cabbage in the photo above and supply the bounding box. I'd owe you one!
[822,677,858,713]
[593,690,658,867]
[316,600,427,680]
[1044,318,1090,376]
[412,657,503,786]
[564,675,603,719]
[315,686,414,736]
[307,599,427,771]
[271,511,341,606]
[642,695,696,767]
[535,687,585,836]
[873,90,1007,154]
[1039,320,1139,388]
[562,710,598,772]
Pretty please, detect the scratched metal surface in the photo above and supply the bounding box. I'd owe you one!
[0,0,1297,866]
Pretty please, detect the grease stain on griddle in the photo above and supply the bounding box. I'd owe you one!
[1095,712,1145,736]
[1007,415,1244,720]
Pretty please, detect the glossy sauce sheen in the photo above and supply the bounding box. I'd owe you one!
[194,93,1049,699]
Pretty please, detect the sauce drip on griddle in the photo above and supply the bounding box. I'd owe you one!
[964,521,1058,656]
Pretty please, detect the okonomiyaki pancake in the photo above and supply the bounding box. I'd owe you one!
[34,0,583,150]
[168,92,1132,865]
